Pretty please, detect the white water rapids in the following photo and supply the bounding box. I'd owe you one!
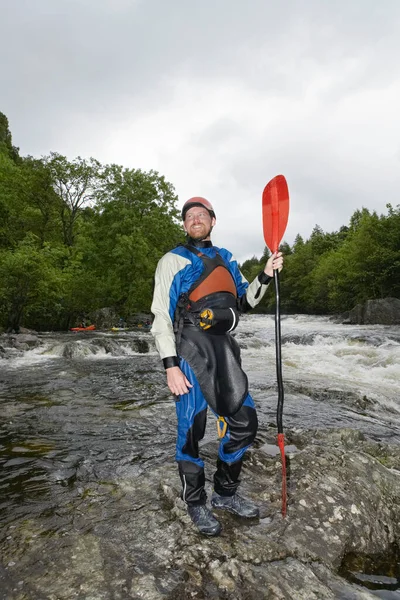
[237,314,400,418]
[2,314,399,421]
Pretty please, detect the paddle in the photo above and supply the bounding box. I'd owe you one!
[262,174,290,517]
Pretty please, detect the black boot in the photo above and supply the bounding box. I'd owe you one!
[211,491,259,518]
[187,504,222,536]
[213,458,242,496]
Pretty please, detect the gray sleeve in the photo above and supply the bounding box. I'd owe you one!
[150,252,191,360]
[227,253,272,313]
[245,271,272,308]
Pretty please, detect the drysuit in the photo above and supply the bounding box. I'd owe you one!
[151,239,272,505]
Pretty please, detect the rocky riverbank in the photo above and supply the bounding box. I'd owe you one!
[344,297,400,325]
[2,426,400,599]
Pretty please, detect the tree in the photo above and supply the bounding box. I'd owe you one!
[280,241,292,256]
[240,256,260,279]
[0,152,25,248]
[20,157,63,246]
[0,115,186,329]
[0,237,63,331]
[79,165,183,313]
[0,112,19,162]
[43,153,102,247]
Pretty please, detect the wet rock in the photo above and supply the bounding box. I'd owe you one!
[348,297,400,325]
[127,430,400,598]
[61,340,97,359]
[88,306,119,329]
[16,336,40,349]
[286,384,377,414]
[0,333,41,359]
[330,311,350,324]
[58,334,151,359]
[19,327,39,335]
[87,308,153,329]
[132,338,150,354]
[3,427,400,599]
[3,333,39,347]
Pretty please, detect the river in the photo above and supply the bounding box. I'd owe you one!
[1,315,400,599]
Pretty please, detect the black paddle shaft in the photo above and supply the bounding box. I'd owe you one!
[274,269,284,434]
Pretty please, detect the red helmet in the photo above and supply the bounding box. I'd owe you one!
[181,197,215,220]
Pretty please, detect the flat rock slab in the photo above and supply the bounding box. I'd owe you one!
[2,428,400,599]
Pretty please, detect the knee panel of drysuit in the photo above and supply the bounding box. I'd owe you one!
[218,394,258,463]
[175,358,208,466]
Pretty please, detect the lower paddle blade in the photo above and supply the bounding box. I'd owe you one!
[277,432,287,517]
[262,175,289,253]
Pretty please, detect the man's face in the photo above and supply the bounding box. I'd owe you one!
[184,208,216,240]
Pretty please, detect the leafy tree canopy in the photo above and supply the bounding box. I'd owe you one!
[1,110,399,329]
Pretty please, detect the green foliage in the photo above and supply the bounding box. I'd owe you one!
[0,112,19,162]
[275,206,400,314]
[0,113,184,331]
[43,153,103,247]
[239,205,400,315]
[0,237,63,331]
[240,255,261,279]
[84,165,183,313]
[2,110,399,329]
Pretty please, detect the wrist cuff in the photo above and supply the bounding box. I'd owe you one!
[258,271,272,285]
[163,356,179,369]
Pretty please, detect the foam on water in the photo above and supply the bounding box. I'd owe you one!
[1,317,399,416]
[0,346,55,368]
[0,332,157,367]
[238,314,400,414]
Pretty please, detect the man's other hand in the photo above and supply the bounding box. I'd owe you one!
[166,366,193,396]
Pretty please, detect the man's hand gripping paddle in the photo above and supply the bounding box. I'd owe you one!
[262,175,290,517]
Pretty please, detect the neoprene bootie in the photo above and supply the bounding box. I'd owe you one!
[211,492,259,518]
[187,504,222,536]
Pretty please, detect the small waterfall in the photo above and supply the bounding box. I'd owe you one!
[0,331,157,363]
[47,334,155,359]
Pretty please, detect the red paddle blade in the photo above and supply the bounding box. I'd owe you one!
[262,175,289,253]
[277,432,287,517]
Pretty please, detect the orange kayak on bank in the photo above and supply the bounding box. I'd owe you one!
[69,325,96,332]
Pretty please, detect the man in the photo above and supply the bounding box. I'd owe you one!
[151,197,283,536]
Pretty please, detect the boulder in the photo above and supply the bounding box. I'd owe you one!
[19,327,39,335]
[88,307,119,329]
[13,334,40,347]
[348,297,400,325]
[87,308,153,329]
[7,427,400,599]
[0,333,40,354]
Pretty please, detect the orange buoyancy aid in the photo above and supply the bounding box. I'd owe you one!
[187,250,237,302]
[174,246,239,338]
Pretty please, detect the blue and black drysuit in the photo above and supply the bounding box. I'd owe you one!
[151,240,272,506]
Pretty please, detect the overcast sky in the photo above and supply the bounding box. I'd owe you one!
[2,0,400,261]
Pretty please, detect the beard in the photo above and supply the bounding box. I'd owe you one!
[186,223,212,240]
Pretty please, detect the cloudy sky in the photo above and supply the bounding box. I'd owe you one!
[2,0,400,261]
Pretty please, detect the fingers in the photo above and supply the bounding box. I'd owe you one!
[166,367,193,396]
[169,381,193,395]
[168,379,188,395]
[272,252,284,272]
[264,252,284,277]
